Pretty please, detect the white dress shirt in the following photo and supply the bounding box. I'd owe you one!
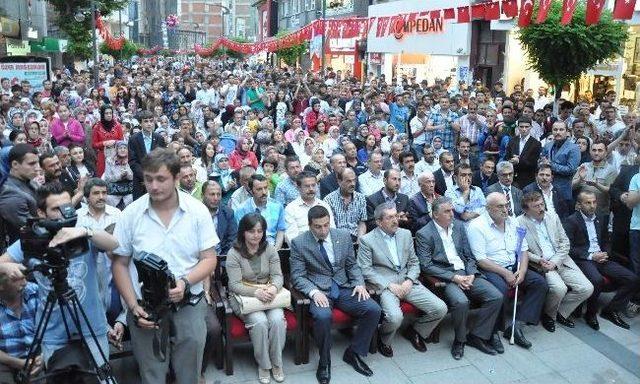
[468,212,528,268]
[400,171,420,197]
[415,159,440,175]
[434,222,465,270]
[580,212,602,259]
[358,170,385,196]
[284,197,335,242]
[499,183,516,217]
[518,135,530,155]
[113,190,219,297]
[444,171,455,191]
[532,218,555,261]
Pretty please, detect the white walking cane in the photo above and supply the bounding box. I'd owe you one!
[510,226,528,345]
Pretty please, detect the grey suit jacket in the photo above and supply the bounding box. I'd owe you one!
[485,182,524,217]
[290,228,364,297]
[416,219,479,282]
[517,212,577,269]
[357,227,420,292]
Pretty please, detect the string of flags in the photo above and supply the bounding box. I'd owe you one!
[110,0,640,56]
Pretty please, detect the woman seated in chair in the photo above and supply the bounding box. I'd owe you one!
[227,213,287,384]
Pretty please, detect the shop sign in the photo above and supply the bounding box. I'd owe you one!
[369,52,382,64]
[6,39,30,56]
[391,17,444,40]
[0,56,50,91]
[0,17,20,38]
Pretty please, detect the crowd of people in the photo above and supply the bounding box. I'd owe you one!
[0,55,639,384]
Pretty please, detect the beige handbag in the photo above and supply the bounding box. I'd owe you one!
[230,280,292,315]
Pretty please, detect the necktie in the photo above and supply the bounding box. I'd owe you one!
[318,239,340,300]
[504,187,513,216]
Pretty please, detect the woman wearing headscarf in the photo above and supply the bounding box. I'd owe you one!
[6,108,24,131]
[322,125,341,159]
[92,105,124,177]
[229,136,259,171]
[290,128,308,158]
[102,141,133,209]
[303,98,327,136]
[303,146,330,181]
[210,153,238,207]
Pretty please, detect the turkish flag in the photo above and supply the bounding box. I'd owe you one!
[471,4,486,19]
[458,6,471,23]
[561,0,578,25]
[536,0,552,23]
[502,0,518,18]
[586,0,607,24]
[485,2,501,20]
[518,0,534,27]
[430,10,441,19]
[613,0,637,20]
[443,8,456,19]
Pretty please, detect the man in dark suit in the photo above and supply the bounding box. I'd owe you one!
[485,161,524,217]
[129,110,167,200]
[472,158,498,193]
[290,206,381,384]
[522,164,570,219]
[201,180,237,255]
[434,151,455,196]
[452,137,479,171]
[609,163,639,259]
[417,196,503,360]
[563,191,640,330]
[366,169,410,231]
[505,117,542,189]
[408,171,439,231]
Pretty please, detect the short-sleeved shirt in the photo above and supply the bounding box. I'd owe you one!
[235,198,286,245]
[274,176,301,207]
[426,110,460,150]
[579,162,617,215]
[467,212,529,268]
[7,242,108,345]
[629,173,640,230]
[113,190,219,298]
[0,283,38,358]
[324,190,367,237]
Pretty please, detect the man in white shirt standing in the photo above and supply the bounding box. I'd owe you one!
[111,148,218,384]
[414,144,440,176]
[410,103,430,154]
[285,172,335,243]
[468,193,548,349]
[358,151,385,197]
[417,197,503,360]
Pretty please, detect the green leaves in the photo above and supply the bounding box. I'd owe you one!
[274,31,307,67]
[517,0,627,94]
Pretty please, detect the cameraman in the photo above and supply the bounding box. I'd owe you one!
[111,148,218,384]
[0,181,119,367]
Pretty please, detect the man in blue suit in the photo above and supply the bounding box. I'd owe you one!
[540,121,580,210]
[290,206,381,384]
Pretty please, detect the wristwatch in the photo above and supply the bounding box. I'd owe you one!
[84,226,94,239]
[179,276,191,294]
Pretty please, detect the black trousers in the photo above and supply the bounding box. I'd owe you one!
[574,259,640,315]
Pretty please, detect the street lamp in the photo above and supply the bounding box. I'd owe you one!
[73,2,99,89]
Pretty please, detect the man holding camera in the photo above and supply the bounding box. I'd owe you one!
[111,148,218,384]
[0,181,119,372]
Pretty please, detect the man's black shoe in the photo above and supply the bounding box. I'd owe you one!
[377,338,393,358]
[451,341,464,360]
[342,347,373,377]
[601,310,630,329]
[467,334,497,355]
[541,314,556,332]
[401,327,427,352]
[489,332,504,354]
[556,313,575,328]
[503,326,532,349]
[316,364,330,384]
[585,313,600,330]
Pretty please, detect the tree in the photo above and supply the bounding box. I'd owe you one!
[517,0,628,100]
[273,31,307,67]
[99,40,138,60]
[47,0,128,60]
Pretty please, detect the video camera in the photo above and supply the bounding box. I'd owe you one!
[134,252,178,323]
[19,204,88,267]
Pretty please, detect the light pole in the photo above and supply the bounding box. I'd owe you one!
[319,1,326,74]
[90,1,99,89]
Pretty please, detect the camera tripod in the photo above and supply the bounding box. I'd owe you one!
[16,261,118,384]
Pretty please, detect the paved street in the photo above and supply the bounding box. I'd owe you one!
[112,296,640,384]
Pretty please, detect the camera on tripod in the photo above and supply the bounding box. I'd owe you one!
[18,203,89,267]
